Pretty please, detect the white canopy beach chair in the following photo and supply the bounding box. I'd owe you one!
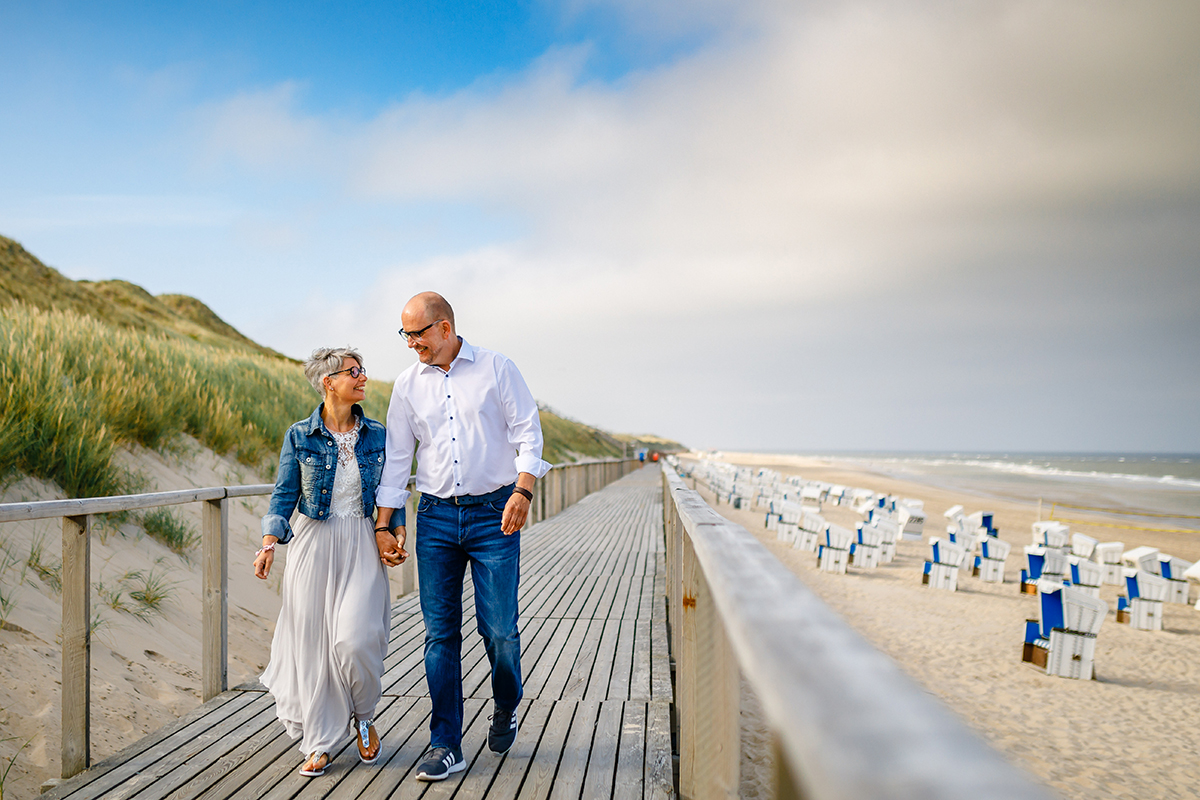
[818,524,854,574]
[1022,584,1108,679]
[1092,541,1125,585]
[923,537,966,591]
[1184,560,1200,610]
[1158,555,1193,604]
[974,536,1011,583]
[1067,555,1103,598]
[1118,569,1168,631]
[1122,546,1160,574]
[1071,533,1098,560]
[1032,521,1070,553]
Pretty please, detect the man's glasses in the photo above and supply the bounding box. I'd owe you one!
[327,365,367,379]
[399,319,444,342]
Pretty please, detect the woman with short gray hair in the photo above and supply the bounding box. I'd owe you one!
[254,346,403,777]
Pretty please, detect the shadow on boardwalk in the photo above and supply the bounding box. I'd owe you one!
[45,466,674,800]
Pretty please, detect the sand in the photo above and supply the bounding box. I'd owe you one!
[0,438,297,797]
[688,452,1200,800]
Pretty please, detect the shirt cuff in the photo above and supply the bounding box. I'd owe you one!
[515,453,552,478]
[375,485,412,512]
[261,514,294,545]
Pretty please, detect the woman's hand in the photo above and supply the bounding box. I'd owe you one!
[376,525,407,567]
[254,537,278,579]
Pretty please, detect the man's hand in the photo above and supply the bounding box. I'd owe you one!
[376,525,407,567]
[501,493,530,535]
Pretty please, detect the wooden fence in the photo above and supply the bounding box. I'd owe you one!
[0,457,638,780]
[660,463,1053,800]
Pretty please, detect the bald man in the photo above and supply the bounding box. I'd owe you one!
[374,292,550,781]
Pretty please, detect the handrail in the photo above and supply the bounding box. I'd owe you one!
[661,463,1052,800]
[0,456,640,781]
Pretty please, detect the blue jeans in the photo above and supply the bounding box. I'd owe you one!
[416,491,523,752]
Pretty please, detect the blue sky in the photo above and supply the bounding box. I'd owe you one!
[2,1,1199,453]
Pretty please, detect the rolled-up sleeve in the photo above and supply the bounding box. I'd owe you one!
[375,378,417,526]
[261,430,300,545]
[498,357,552,479]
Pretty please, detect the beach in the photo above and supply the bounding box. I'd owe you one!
[688,452,1200,800]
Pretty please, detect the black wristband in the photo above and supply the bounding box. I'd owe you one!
[374,526,390,532]
[512,486,533,502]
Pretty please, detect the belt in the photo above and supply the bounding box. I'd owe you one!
[424,483,514,507]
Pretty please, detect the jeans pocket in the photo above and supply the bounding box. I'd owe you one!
[487,498,509,515]
[418,494,434,513]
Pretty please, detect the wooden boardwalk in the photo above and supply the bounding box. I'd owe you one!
[45,467,673,800]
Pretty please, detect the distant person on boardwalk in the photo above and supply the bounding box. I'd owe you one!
[374,291,551,782]
[254,347,399,777]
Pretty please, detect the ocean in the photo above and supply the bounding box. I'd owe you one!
[807,452,1200,532]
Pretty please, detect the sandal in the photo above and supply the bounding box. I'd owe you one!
[356,718,380,764]
[299,751,329,777]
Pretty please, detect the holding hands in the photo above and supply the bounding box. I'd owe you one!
[376,525,407,567]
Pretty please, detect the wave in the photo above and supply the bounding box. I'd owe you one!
[836,455,1200,491]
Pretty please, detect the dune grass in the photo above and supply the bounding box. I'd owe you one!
[140,508,197,554]
[0,303,390,498]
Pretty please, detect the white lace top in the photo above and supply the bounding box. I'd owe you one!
[329,420,364,519]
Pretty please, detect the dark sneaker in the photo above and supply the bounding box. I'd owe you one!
[415,746,465,781]
[488,705,519,754]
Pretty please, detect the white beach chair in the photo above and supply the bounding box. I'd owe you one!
[1122,546,1161,574]
[897,502,926,541]
[1158,555,1193,604]
[1093,541,1125,585]
[1117,569,1168,631]
[851,523,882,569]
[1184,560,1200,610]
[1022,584,1107,679]
[1071,533,1098,560]
[968,510,997,536]
[923,537,965,591]
[1067,555,1103,598]
[794,510,824,553]
[1032,521,1070,553]
[818,524,853,573]
[1021,545,1067,594]
[872,517,900,564]
[975,537,1011,583]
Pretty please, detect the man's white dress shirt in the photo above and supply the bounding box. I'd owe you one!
[375,338,551,513]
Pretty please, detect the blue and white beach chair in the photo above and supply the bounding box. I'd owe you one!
[1092,541,1125,585]
[923,537,966,591]
[1022,584,1108,679]
[974,537,1011,583]
[1067,555,1103,598]
[1158,555,1193,604]
[817,523,853,574]
[1117,569,1169,631]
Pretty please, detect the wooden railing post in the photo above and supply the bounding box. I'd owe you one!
[392,492,419,596]
[202,497,228,702]
[61,514,90,778]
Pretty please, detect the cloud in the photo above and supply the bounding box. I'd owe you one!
[205,0,1200,449]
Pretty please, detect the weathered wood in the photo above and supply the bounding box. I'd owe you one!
[61,514,91,778]
[663,466,1052,800]
[202,497,229,702]
[41,466,673,800]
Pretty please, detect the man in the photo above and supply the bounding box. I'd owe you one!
[374,291,551,782]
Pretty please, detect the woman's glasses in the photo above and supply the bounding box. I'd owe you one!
[327,365,366,380]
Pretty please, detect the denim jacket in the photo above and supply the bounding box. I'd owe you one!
[261,403,387,544]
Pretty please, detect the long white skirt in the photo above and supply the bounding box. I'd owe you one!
[261,513,391,755]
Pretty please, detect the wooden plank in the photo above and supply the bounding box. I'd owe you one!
[580,700,622,800]
[650,612,672,703]
[322,697,434,799]
[645,702,674,800]
[292,696,417,799]
[629,619,652,702]
[179,713,297,800]
[546,700,599,800]
[389,697,487,800]
[477,697,555,800]
[57,692,269,800]
[202,497,228,702]
[515,700,576,800]
[560,618,605,699]
[614,702,646,800]
[61,514,90,779]
[607,618,635,701]
[583,618,622,702]
[44,692,246,800]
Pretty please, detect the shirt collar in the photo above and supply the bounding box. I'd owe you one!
[417,336,475,375]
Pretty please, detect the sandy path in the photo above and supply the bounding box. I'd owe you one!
[687,453,1200,800]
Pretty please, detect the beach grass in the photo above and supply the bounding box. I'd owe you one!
[140,508,198,554]
[0,303,391,497]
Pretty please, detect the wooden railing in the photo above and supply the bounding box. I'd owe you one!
[0,456,639,780]
[661,463,1053,800]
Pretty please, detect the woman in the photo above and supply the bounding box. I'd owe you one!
[254,347,404,777]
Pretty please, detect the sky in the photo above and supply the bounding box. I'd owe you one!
[2,0,1198,453]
